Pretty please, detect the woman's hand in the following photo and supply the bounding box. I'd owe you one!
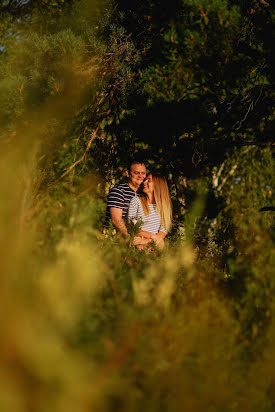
[136,230,155,239]
[132,235,164,249]
[132,233,165,250]
[132,236,152,246]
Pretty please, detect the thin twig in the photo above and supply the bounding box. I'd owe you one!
[49,125,100,188]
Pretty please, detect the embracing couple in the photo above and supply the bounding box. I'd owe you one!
[104,159,172,250]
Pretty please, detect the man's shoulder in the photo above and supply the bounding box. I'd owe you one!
[109,183,134,194]
[108,183,125,194]
[115,182,130,190]
[107,183,135,206]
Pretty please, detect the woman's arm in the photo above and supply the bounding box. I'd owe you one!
[155,223,167,247]
[156,232,166,239]
[154,232,165,249]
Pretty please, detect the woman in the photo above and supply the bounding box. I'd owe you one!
[128,174,172,249]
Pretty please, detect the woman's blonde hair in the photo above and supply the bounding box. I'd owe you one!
[140,175,172,232]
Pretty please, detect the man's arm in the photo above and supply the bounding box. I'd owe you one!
[110,207,130,237]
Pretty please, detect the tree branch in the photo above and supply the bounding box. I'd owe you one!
[49,125,100,188]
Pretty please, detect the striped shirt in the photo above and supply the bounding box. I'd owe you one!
[128,196,166,235]
[104,183,138,228]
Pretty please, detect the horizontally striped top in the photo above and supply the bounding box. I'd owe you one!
[104,183,138,228]
[128,196,166,235]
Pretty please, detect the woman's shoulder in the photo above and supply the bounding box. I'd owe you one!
[129,195,140,206]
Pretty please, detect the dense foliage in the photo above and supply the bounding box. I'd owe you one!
[0,0,274,411]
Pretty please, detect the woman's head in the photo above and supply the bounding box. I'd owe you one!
[141,174,172,232]
[143,174,154,195]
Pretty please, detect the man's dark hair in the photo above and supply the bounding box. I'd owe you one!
[127,158,146,172]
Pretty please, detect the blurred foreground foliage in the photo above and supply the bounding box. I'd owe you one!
[0,0,274,411]
[0,142,274,412]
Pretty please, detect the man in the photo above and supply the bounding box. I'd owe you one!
[104,160,147,236]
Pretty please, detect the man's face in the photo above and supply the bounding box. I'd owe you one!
[128,163,146,189]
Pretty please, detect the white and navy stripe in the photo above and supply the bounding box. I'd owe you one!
[104,183,137,227]
[128,196,166,235]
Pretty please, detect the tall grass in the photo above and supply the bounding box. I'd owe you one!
[0,139,275,412]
